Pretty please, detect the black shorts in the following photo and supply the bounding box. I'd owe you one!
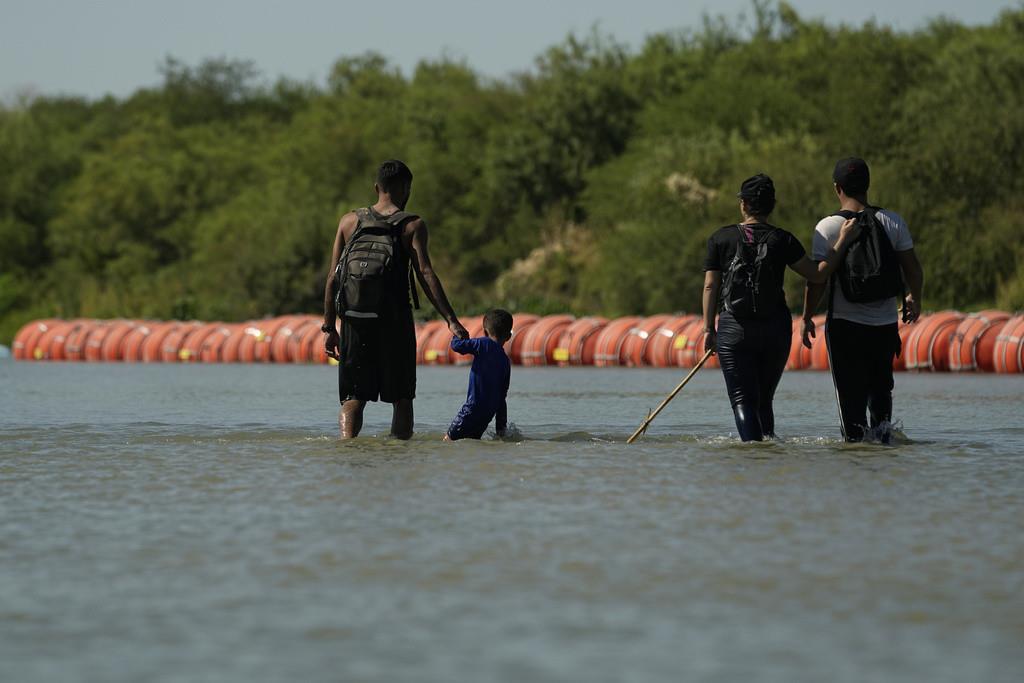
[338,310,416,404]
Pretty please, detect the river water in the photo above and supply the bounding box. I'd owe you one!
[1,360,1022,682]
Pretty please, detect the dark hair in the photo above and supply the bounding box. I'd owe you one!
[483,309,513,340]
[376,159,413,193]
[737,173,776,217]
[833,157,870,196]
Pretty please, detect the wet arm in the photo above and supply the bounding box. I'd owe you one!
[409,219,465,334]
[495,366,510,435]
[323,213,355,328]
[702,270,721,332]
[898,248,924,322]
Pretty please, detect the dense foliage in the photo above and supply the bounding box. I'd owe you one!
[3,3,1023,342]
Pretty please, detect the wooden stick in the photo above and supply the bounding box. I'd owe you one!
[626,348,714,444]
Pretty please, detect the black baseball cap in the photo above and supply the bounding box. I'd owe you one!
[833,157,870,194]
[736,173,775,201]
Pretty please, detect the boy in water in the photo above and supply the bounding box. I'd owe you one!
[444,310,513,440]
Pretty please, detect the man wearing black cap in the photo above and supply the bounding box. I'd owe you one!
[800,158,925,442]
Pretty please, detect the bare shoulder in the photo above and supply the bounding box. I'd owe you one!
[337,210,359,239]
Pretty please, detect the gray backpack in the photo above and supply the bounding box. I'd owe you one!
[333,208,419,318]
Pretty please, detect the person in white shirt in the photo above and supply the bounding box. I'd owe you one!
[801,158,925,442]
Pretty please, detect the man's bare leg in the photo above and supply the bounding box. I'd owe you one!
[340,400,366,438]
[391,399,413,440]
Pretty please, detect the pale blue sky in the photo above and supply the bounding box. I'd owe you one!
[1,0,1018,99]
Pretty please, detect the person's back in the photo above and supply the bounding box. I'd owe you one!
[801,158,925,442]
[446,310,513,441]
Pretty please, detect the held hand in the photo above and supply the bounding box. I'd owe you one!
[902,295,921,324]
[449,319,469,340]
[324,329,341,360]
[837,217,861,247]
[703,329,717,355]
[801,317,816,349]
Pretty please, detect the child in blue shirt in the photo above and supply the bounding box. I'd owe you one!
[444,309,513,440]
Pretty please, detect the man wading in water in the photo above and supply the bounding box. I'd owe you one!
[323,160,468,438]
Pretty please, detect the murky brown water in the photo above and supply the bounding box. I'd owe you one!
[2,361,1023,682]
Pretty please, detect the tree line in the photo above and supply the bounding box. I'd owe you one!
[2,2,1023,343]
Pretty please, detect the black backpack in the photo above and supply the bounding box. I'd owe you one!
[333,208,419,319]
[833,207,903,303]
[721,225,777,318]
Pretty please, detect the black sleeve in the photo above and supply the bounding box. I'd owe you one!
[704,232,722,272]
[784,231,806,265]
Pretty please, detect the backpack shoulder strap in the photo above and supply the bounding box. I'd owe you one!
[832,210,857,219]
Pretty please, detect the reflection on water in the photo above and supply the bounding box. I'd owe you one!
[1,361,1023,683]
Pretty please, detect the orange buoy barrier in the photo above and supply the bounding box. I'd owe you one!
[281,319,318,363]
[64,321,99,361]
[32,321,76,360]
[158,322,200,362]
[11,320,52,360]
[452,316,484,366]
[785,317,806,370]
[18,319,61,360]
[121,323,153,362]
[415,320,446,364]
[618,314,673,367]
[99,320,138,361]
[268,316,312,363]
[904,311,965,372]
[83,321,115,362]
[520,314,575,366]
[892,321,915,371]
[592,316,642,367]
[293,322,322,364]
[198,324,236,363]
[643,315,698,368]
[177,322,221,362]
[948,310,1011,372]
[504,314,539,364]
[554,317,609,366]
[993,315,1024,374]
[137,322,180,362]
[422,322,456,365]
[673,318,706,368]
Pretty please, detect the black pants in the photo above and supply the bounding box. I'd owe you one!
[825,318,900,442]
[716,311,791,441]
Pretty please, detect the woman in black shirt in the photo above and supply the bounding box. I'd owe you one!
[702,174,858,441]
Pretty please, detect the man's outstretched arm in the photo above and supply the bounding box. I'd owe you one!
[323,212,357,359]
[408,218,468,338]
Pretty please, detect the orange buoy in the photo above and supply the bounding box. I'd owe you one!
[20,319,62,361]
[672,318,706,368]
[520,315,575,366]
[100,320,139,361]
[643,315,698,368]
[948,310,1011,372]
[198,325,236,363]
[248,317,291,362]
[176,322,220,362]
[33,321,77,361]
[422,323,456,365]
[158,322,200,362]
[786,317,806,370]
[268,316,313,363]
[235,324,267,364]
[619,314,673,367]
[593,316,642,367]
[452,316,484,366]
[12,319,57,360]
[554,317,609,366]
[83,321,115,361]
[139,322,181,362]
[295,320,328,364]
[904,311,965,371]
[121,324,154,362]
[64,321,99,361]
[503,314,539,365]
[892,321,915,371]
[415,320,445,364]
[993,315,1024,374]
[280,319,319,363]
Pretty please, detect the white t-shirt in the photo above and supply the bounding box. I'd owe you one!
[812,208,914,326]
